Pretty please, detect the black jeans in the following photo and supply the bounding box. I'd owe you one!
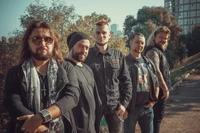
[153,90,166,133]
[102,113,123,133]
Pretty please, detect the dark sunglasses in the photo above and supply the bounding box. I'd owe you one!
[29,36,53,45]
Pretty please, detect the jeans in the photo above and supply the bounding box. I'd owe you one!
[103,113,124,133]
[153,90,167,133]
[124,106,154,133]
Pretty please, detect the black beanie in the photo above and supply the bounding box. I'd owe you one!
[67,32,90,51]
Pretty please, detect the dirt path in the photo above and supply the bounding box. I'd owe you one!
[158,67,200,133]
[135,67,200,133]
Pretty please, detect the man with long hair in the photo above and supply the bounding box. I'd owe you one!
[3,19,80,133]
[145,26,171,133]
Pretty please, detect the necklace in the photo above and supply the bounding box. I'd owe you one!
[35,66,47,76]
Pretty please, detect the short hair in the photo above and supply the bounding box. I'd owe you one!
[19,19,63,64]
[129,32,145,41]
[126,32,145,48]
[147,26,171,46]
[95,21,109,27]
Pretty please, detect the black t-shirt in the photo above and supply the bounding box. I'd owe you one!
[135,57,152,106]
[38,72,64,133]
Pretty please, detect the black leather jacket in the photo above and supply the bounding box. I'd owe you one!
[84,45,132,113]
[125,54,159,113]
[3,61,80,133]
[145,45,171,90]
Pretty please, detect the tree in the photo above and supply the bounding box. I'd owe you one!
[123,6,183,68]
[186,26,200,56]
[66,12,110,50]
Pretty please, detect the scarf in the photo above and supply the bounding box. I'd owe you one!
[22,58,63,132]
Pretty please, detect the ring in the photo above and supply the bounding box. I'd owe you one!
[21,127,25,131]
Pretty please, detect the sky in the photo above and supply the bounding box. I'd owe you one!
[0,0,164,38]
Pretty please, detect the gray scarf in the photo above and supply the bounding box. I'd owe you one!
[22,58,63,132]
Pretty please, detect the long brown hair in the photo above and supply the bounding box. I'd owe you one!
[19,19,63,64]
[147,26,171,47]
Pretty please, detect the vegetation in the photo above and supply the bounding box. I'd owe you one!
[123,6,185,68]
[1,1,200,131]
[170,52,200,86]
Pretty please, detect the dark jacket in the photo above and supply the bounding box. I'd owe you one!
[65,59,102,133]
[145,45,171,90]
[84,45,132,113]
[3,61,80,133]
[125,54,159,113]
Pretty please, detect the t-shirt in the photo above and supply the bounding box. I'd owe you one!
[135,57,152,106]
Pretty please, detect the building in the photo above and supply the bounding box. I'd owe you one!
[164,0,200,34]
[110,24,122,36]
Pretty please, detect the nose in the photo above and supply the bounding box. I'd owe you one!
[40,39,47,46]
[99,33,104,37]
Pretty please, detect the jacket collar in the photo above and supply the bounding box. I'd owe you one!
[93,45,112,56]
[127,54,150,65]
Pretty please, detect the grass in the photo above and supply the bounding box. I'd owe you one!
[170,52,200,86]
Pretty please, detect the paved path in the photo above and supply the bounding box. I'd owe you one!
[159,67,200,133]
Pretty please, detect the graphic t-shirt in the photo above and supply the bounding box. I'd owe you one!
[135,57,152,106]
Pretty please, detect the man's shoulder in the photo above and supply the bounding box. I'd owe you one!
[108,48,124,57]
[59,60,76,72]
[82,63,93,74]
[145,47,160,56]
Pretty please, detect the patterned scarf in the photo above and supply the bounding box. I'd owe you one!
[22,58,63,132]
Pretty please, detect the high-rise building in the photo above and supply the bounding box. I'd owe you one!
[110,24,121,36]
[164,0,200,34]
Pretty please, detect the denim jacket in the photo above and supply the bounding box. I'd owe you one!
[84,45,132,113]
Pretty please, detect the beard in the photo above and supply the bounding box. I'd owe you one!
[72,49,86,62]
[158,42,168,51]
[31,47,52,61]
[132,47,144,53]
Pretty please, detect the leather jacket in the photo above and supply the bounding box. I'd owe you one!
[125,54,159,113]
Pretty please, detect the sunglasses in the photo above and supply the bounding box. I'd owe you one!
[29,36,53,45]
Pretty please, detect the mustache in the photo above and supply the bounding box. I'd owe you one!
[36,46,48,51]
[78,52,87,56]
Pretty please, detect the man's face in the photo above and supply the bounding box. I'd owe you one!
[28,28,54,61]
[94,25,111,46]
[71,39,90,62]
[129,35,145,54]
[154,32,170,50]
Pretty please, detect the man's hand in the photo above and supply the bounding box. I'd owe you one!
[144,101,155,108]
[116,104,126,115]
[162,90,169,101]
[17,114,43,133]
[123,111,128,120]
[36,125,49,133]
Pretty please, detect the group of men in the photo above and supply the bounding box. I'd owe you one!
[3,19,171,133]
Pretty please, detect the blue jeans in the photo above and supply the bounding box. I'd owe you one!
[124,106,154,133]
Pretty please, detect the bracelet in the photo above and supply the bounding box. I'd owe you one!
[38,109,52,123]
[164,90,169,92]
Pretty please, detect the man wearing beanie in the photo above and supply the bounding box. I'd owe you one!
[65,32,102,133]
[84,21,132,133]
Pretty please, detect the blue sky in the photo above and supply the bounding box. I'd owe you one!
[0,0,163,38]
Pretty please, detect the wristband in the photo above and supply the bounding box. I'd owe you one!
[38,109,52,123]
